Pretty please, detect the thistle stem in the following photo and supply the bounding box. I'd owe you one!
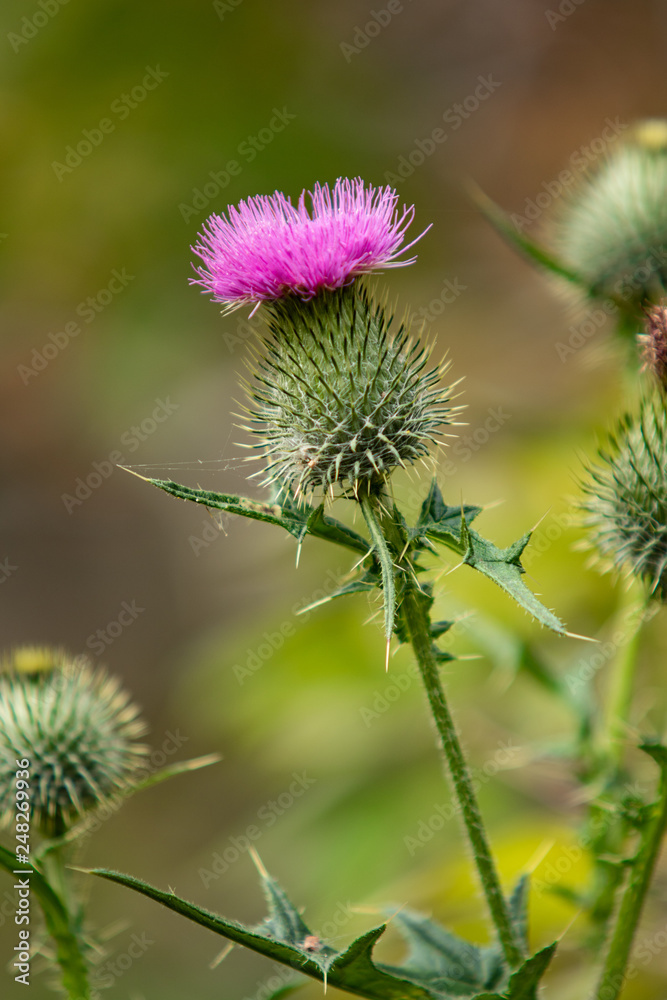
[41,848,90,1000]
[603,586,653,767]
[369,492,524,969]
[595,767,667,1000]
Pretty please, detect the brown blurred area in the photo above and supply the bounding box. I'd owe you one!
[2,2,667,998]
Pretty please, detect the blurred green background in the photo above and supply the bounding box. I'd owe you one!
[2,1,667,997]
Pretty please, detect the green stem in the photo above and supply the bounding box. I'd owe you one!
[0,844,90,999]
[401,583,524,968]
[41,848,90,1000]
[368,492,524,968]
[603,587,653,767]
[584,589,655,938]
[595,768,667,1000]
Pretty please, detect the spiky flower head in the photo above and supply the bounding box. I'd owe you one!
[242,282,455,496]
[191,178,427,311]
[0,647,148,837]
[580,397,667,597]
[552,119,667,308]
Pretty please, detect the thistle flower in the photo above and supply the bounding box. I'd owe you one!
[552,119,667,307]
[0,647,148,837]
[242,282,455,496]
[191,178,427,310]
[580,397,667,596]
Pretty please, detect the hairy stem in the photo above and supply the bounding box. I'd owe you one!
[603,587,653,767]
[595,767,667,1000]
[370,492,524,968]
[586,589,655,937]
[41,848,90,1000]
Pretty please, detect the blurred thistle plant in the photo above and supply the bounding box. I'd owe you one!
[580,396,667,598]
[473,119,667,373]
[0,648,218,1000]
[0,646,148,838]
[550,120,667,310]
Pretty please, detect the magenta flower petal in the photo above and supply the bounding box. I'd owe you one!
[190,177,429,310]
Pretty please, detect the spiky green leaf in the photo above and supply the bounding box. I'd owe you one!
[415,480,481,550]
[474,944,557,1000]
[86,867,429,999]
[128,473,369,554]
[460,518,567,635]
[88,865,554,1000]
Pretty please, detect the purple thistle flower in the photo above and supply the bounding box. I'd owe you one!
[190,177,429,311]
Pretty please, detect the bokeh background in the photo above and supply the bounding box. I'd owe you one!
[2,1,667,997]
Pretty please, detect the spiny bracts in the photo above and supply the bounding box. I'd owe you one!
[553,119,667,308]
[580,396,667,597]
[241,283,455,496]
[0,647,148,837]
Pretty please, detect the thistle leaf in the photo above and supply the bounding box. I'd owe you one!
[360,494,398,645]
[89,865,555,1000]
[474,944,557,1000]
[87,867,429,998]
[459,517,567,636]
[126,473,369,555]
[415,480,481,550]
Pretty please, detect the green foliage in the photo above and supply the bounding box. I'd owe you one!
[89,863,555,1000]
[138,474,568,640]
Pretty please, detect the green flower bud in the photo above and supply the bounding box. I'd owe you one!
[0,648,148,837]
[242,282,456,496]
[580,397,667,596]
[553,120,667,308]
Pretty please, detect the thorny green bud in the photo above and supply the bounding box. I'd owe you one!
[0,647,148,837]
[241,282,456,497]
[580,397,667,597]
[553,119,667,308]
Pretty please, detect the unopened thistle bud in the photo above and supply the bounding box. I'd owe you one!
[638,305,667,390]
[553,119,667,308]
[580,397,667,597]
[0,648,148,837]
